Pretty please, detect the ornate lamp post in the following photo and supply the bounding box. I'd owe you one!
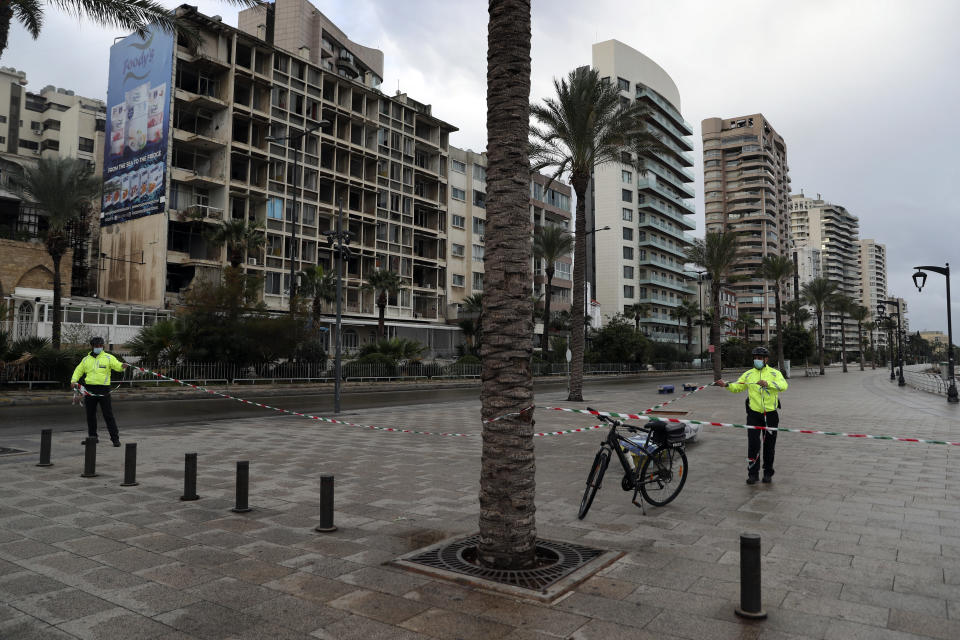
[877,300,905,386]
[912,264,958,403]
[695,269,709,368]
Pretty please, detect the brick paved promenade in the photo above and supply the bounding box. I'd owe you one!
[0,368,958,639]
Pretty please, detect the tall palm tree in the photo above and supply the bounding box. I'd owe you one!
[362,269,404,339]
[1,0,261,60]
[757,254,794,372]
[863,320,878,369]
[205,218,265,268]
[831,295,853,373]
[531,66,665,402]
[685,231,742,380]
[17,157,99,350]
[623,302,650,333]
[298,265,335,334]
[850,305,870,371]
[801,277,838,375]
[736,312,757,343]
[479,0,535,571]
[533,225,572,354]
[675,299,700,352]
[782,300,811,327]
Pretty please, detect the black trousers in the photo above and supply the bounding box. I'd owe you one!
[746,408,778,477]
[84,385,119,442]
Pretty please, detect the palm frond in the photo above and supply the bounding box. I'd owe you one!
[12,0,44,38]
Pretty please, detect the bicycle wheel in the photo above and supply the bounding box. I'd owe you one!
[638,446,687,507]
[578,449,611,520]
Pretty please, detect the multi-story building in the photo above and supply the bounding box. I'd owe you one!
[98,1,460,355]
[690,276,738,343]
[587,40,697,346]
[857,238,887,346]
[445,146,573,344]
[701,114,792,342]
[794,246,822,287]
[790,194,861,351]
[0,67,110,341]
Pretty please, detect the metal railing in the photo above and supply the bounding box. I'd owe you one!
[903,364,954,396]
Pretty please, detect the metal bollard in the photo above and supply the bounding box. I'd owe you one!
[180,453,199,501]
[80,439,97,478]
[36,429,53,467]
[734,533,767,619]
[314,473,337,532]
[231,461,252,513]
[120,443,138,487]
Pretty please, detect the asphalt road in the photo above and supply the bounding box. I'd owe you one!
[0,377,653,437]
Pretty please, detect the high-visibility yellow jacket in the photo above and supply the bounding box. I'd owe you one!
[726,365,788,413]
[71,352,124,386]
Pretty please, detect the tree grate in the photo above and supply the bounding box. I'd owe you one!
[0,447,28,456]
[404,534,606,592]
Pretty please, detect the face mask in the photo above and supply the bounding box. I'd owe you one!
[753,359,764,370]
[93,347,103,355]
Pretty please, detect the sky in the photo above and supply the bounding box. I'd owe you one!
[6,0,960,334]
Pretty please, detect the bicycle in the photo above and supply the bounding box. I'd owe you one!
[578,407,688,518]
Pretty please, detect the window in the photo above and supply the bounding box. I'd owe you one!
[451,187,466,201]
[265,272,282,294]
[472,272,484,291]
[622,208,633,221]
[267,197,283,219]
[531,182,542,200]
[452,274,465,287]
[623,266,634,279]
[622,170,632,183]
[78,137,94,153]
[0,115,6,123]
[18,139,38,150]
[451,214,465,229]
[473,190,486,208]
[472,244,484,261]
[473,165,486,182]
[617,77,630,91]
[623,246,634,260]
[624,285,635,298]
[451,159,466,173]
[472,217,485,235]
[554,261,571,279]
[451,243,465,257]
[621,189,632,202]
[622,227,633,241]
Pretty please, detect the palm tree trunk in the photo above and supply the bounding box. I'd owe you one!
[774,285,784,373]
[377,291,386,339]
[711,286,722,380]
[858,324,865,371]
[870,330,876,369]
[686,319,692,351]
[568,174,588,402]
[840,317,848,373]
[51,252,63,350]
[478,0,535,571]
[817,311,825,375]
[540,271,553,353]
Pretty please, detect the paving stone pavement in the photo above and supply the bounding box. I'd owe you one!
[0,367,958,639]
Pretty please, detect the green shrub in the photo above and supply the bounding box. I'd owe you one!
[455,354,481,365]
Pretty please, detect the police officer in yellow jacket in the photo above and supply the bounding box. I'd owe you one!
[715,346,787,484]
[71,337,129,446]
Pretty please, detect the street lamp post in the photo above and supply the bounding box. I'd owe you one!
[323,198,352,414]
[695,270,709,368]
[266,120,329,311]
[912,263,958,403]
[877,301,905,384]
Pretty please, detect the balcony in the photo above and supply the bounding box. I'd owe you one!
[637,197,695,230]
[173,128,225,152]
[634,87,692,134]
[636,178,695,215]
[170,166,224,188]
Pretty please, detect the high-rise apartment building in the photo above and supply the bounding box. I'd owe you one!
[98,2,460,355]
[701,114,792,342]
[588,41,697,346]
[1,67,108,340]
[857,238,887,346]
[790,194,861,351]
[445,146,572,342]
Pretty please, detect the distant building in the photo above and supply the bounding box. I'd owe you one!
[0,66,107,341]
[857,238,887,347]
[701,114,792,342]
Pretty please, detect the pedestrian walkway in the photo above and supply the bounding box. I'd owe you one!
[0,369,958,638]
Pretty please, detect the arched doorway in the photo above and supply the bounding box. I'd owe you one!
[15,301,35,340]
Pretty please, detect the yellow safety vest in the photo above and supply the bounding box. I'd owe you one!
[71,352,124,386]
[726,365,788,413]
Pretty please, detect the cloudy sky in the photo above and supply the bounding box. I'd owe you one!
[6,0,959,332]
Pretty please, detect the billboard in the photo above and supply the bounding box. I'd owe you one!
[101,26,175,226]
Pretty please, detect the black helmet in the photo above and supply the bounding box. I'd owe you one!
[751,346,769,357]
[90,336,105,347]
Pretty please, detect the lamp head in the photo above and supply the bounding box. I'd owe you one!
[912,270,927,292]
[876,303,885,317]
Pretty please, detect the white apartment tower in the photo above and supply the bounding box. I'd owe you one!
[858,239,888,346]
[790,194,861,351]
[588,41,696,345]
